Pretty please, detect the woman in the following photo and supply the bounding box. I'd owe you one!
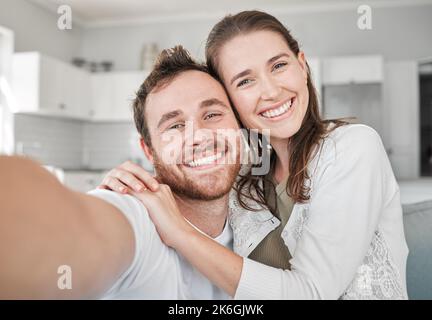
[100,11,408,299]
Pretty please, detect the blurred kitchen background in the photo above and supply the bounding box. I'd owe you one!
[0,0,431,201]
[2,0,432,300]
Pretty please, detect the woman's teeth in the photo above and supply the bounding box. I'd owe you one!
[187,152,223,168]
[260,99,293,118]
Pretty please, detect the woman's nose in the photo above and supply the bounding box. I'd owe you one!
[260,76,281,101]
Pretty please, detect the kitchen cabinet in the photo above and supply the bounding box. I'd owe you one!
[323,82,384,138]
[322,55,383,85]
[11,52,90,118]
[0,26,14,155]
[307,57,322,112]
[63,63,91,118]
[382,60,420,179]
[63,171,106,193]
[90,71,146,121]
[11,52,147,121]
[89,73,113,120]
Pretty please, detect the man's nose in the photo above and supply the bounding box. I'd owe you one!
[183,119,215,146]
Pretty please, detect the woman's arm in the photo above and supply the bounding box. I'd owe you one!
[99,161,244,296]
[179,229,243,297]
[139,125,394,299]
[235,125,396,299]
[129,184,242,296]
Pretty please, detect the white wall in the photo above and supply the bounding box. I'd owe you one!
[80,4,432,71]
[284,5,432,61]
[81,20,213,71]
[0,26,14,154]
[13,114,150,170]
[0,0,83,63]
[2,2,430,71]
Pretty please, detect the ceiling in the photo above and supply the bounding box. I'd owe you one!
[29,0,432,27]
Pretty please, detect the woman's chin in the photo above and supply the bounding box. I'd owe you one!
[269,128,299,140]
[250,120,300,140]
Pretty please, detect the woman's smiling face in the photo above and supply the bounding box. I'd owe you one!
[217,30,310,140]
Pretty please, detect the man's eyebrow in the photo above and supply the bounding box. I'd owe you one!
[157,109,183,129]
[229,53,291,85]
[199,98,229,109]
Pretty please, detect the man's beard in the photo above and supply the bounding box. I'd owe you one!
[152,152,240,201]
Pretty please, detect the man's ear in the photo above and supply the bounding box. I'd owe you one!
[140,138,154,164]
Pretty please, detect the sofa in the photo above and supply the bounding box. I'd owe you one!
[403,200,432,299]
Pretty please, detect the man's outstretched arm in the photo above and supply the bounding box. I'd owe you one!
[0,156,135,299]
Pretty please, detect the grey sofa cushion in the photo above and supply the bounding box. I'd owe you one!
[403,200,432,300]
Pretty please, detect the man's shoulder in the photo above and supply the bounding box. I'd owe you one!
[88,189,178,299]
[88,189,148,216]
[87,189,155,237]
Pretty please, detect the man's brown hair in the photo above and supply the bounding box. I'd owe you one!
[133,45,209,147]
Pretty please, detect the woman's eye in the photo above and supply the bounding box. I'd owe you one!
[204,113,221,120]
[273,62,288,71]
[237,79,252,87]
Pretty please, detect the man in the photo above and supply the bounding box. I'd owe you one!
[0,46,277,299]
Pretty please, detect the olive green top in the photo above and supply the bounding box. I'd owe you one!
[248,174,294,269]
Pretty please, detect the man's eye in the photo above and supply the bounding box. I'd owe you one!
[168,123,184,130]
[273,62,288,71]
[204,113,221,120]
[237,79,252,88]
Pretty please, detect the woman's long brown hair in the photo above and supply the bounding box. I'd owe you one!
[206,10,348,210]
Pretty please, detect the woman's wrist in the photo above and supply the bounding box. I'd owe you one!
[173,224,243,297]
[171,222,200,251]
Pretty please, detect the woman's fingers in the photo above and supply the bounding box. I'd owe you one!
[111,168,147,192]
[120,161,159,191]
[99,176,130,194]
[98,161,159,194]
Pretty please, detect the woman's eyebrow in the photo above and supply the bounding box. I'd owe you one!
[229,53,291,85]
[268,53,290,65]
[230,69,251,85]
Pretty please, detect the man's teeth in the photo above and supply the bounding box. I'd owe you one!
[187,152,223,168]
[261,99,293,118]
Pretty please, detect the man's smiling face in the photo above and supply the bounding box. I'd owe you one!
[143,70,241,200]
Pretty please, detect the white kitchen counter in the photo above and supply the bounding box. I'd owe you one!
[49,165,432,203]
[398,178,432,205]
[63,170,108,193]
